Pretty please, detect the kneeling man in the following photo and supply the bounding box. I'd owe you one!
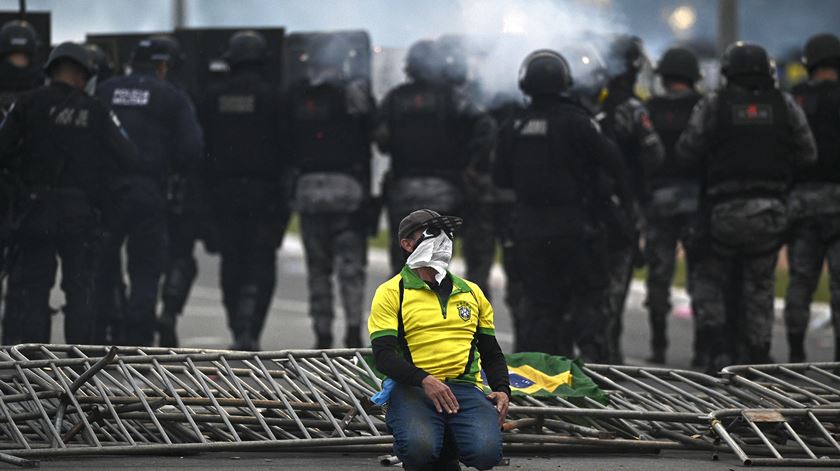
[368,209,509,471]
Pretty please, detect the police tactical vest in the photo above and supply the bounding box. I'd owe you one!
[707,88,793,194]
[647,92,701,186]
[792,81,840,183]
[510,103,597,212]
[388,84,460,180]
[292,83,368,177]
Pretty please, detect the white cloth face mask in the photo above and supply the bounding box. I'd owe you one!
[406,230,453,284]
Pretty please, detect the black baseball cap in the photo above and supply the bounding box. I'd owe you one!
[131,38,172,64]
[398,209,463,240]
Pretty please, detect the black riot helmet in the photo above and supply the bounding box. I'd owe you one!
[441,45,468,85]
[0,20,39,58]
[720,42,771,78]
[656,47,701,83]
[85,43,114,81]
[518,49,573,97]
[405,40,444,83]
[605,35,645,79]
[44,41,96,79]
[150,34,185,69]
[802,33,840,72]
[224,30,268,68]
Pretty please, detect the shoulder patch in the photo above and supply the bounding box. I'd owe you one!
[519,118,547,136]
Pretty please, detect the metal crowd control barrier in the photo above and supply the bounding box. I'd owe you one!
[0,345,837,468]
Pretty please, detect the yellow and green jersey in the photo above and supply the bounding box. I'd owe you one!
[367,266,496,386]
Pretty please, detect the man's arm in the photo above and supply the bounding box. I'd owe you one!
[614,100,664,172]
[370,336,428,386]
[676,94,716,168]
[0,103,23,167]
[473,285,509,424]
[492,118,516,189]
[171,90,204,173]
[782,91,817,167]
[372,91,393,154]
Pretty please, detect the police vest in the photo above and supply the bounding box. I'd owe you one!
[647,92,701,186]
[388,84,461,180]
[707,88,793,194]
[510,104,594,210]
[291,83,368,177]
[792,81,840,183]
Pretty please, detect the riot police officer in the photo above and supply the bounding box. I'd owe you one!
[0,20,42,112]
[643,47,704,365]
[0,20,42,304]
[677,42,816,370]
[84,43,114,84]
[287,35,375,349]
[439,39,496,296]
[784,33,840,362]
[0,42,137,344]
[494,50,634,362]
[201,30,289,351]
[375,40,496,275]
[156,34,217,348]
[95,37,203,347]
[599,35,665,364]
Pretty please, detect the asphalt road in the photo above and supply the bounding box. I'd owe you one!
[38,235,836,470]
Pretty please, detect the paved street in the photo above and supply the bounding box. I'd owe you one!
[38,235,836,470]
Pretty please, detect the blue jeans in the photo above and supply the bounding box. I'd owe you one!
[386,382,503,470]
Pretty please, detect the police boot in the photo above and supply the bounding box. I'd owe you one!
[157,306,179,348]
[646,316,668,364]
[748,342,771,364]
[705,327,734,376]
[230,286,259,351]
[690,327,710,368]
[312,316,334,349]
[344,324,362,348]
[835,337,840,362]
[787,332,806,363]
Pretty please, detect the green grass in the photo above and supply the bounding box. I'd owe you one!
[632,257,832,303]
[289,215,832,303]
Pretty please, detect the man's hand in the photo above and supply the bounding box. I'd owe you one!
[421,376,459,414]
[487,392,509,426]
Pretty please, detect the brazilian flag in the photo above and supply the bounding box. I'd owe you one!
[493,352,607,404]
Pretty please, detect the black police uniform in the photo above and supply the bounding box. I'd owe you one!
[495,93,633,362]
[644,88,702,362]
[287,75,375,348]
[200,65,289,350]
[784,77,840,361]
[598,80,664,364]
[95,62,203,346]
[677,61,816,367]
[0,80,137,344]
[377,79,496,275]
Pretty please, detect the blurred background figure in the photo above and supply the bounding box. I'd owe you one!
[0,19,41,111]
[287,33,375,349]
[375,39,496,276]
[494,49,633,362]
[200,30,289,351]
[0,42,137,344]
[784,33,840,362]
[95,37,203,347]
[643,46,703,365]
[598,34,665,364]
[677,42,816,371]
[157,33,218,348]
